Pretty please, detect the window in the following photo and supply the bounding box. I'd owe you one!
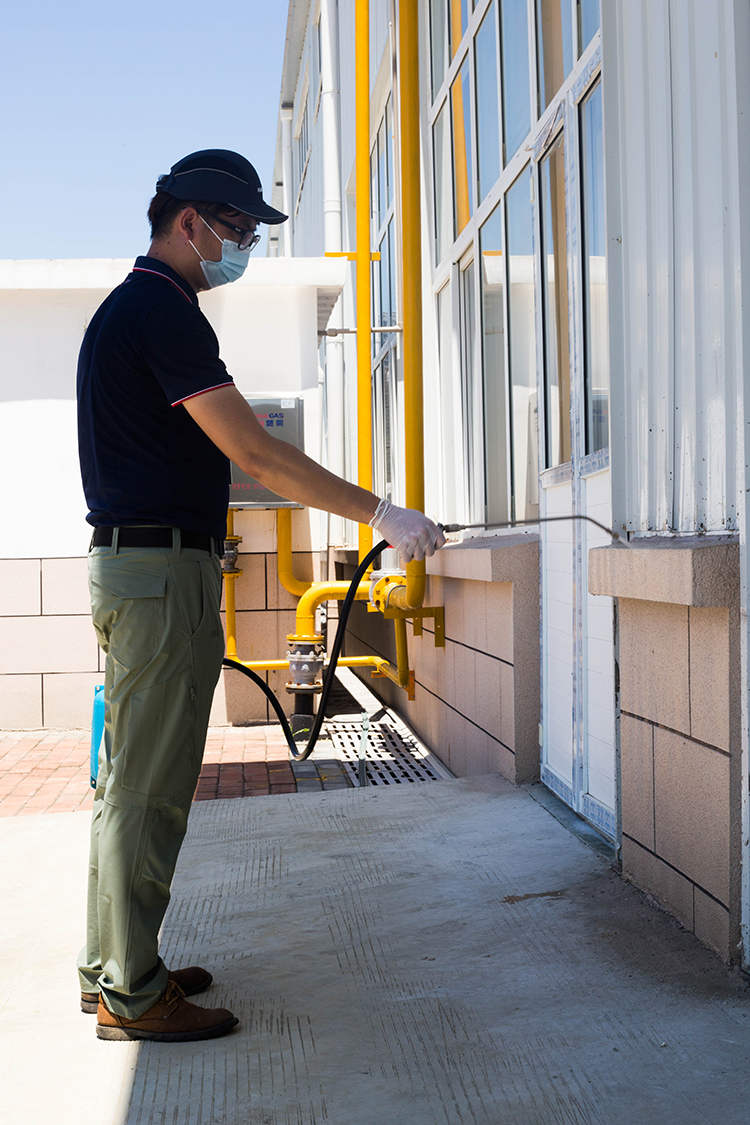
[459,256,481,520]
[500,0,531,164]
[437,284,459,522]
[537,0,574,112]
[428,0,602,529]
[506,167,538,522]
[540,130,571,466]
[451,57,474,237]
[578,0,600,55]
[450,0,471,58]
[475,2,500,204]
[296,93,310,193]
[580,81,608,453]
[373,351,395,502]
[480,202,509,525]
[433,102,453,263]
[430,0,449,98]
[371,98,399,498]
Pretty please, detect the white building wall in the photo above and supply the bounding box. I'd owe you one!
[605,0,744,534]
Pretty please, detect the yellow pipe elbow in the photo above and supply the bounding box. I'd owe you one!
[294,580,371,637]
[386,560,426,612]
[277,508,312,597]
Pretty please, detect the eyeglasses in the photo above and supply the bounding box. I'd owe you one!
[197,210,261,252]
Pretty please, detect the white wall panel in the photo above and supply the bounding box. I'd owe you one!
[541,480,575,788]
[607,0,744,534]
[583,469,615,813]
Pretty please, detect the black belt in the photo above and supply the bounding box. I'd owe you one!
[91,527,220,553]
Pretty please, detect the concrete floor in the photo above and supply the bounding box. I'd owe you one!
[2,775,750,1125]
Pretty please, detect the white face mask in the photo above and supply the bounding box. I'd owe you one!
[189,215,251,288]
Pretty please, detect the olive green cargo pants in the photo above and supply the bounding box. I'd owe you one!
[77,532,224,1019]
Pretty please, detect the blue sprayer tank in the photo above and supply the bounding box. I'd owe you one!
[90,685,105,789]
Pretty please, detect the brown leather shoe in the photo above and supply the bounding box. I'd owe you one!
[81,965,213,1014]
[96,980,238,1042]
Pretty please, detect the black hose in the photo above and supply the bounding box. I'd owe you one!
[222,538,389,761]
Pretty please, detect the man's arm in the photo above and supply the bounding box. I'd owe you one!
[184,385,379,524]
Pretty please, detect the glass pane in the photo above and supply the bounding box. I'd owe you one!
[386,98,394,207]
[475,2,500,202]
[451,59,474,236]
[449,0,469,58]
[388,220,397,325]
[460,260,478,518]
[377,119,387,229]
[578,0,600,54]
[500,0,531,164]
[537,0,574,111]
[506,168,539,522]
[370,145,379,239]
[540,132,571,466]
[430,0,447,98]
[480,202,509,525]
[372,353,394,502]
[433,102,453,263]
[437,284,458,523]
[581,82,608,453]
[379,229,390,329]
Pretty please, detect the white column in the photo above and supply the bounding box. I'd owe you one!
[280,105,294,258]
[321,0,346,544]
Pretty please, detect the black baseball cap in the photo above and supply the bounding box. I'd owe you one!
[155,149,288,225]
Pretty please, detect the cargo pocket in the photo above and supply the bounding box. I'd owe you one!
[112,673,201,804]
[89,564,167,669]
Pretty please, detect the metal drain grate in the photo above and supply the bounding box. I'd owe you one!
[326,718,449,786]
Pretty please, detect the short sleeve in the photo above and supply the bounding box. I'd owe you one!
[137,298,234,406]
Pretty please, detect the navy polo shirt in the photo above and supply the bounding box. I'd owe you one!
[77,256,234,542]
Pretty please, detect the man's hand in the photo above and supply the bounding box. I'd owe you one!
[369,499,446,562]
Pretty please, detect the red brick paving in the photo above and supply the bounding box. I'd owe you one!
[0,727,298,817]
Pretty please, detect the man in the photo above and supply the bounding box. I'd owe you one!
[76,149,444,1043]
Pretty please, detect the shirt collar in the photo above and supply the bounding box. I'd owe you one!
[132,256,198,306]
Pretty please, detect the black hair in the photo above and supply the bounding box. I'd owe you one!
[147,193,230,240]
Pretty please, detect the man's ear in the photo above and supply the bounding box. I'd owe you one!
[176,206,198,241]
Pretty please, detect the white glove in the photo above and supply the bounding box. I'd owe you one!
[369,498,446,563]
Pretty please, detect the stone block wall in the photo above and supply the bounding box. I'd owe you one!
[0,506,322,729]
[590,540,741,961]
[341,535,541,784]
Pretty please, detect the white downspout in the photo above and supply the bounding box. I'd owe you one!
[281,104,294,258]
[320,0,346,545]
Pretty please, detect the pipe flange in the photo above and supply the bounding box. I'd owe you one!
[369,573,407,613]
[286,636,325,693]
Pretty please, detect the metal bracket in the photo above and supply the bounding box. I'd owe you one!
[371,664,416,701]
[383,606,445,648]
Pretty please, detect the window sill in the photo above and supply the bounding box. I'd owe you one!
[588,537,739,608]
[426,533,539,583]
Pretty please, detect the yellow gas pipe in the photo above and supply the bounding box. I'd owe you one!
[387,0,426,613]
[355,0,373,566]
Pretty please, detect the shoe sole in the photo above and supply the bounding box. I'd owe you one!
[96,1016,239,1042]
[81,973,213,1014]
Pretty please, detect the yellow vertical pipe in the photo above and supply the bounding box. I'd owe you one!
[399,0,426,609]
[224,508,238,660]
[277,508,312,596]
[356,0,373,565]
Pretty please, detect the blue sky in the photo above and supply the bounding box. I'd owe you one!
[0,1,289,260]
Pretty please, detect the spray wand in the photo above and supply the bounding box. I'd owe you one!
[438,514,632,547]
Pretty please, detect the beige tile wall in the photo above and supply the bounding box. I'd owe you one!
[618,597,738,961]
[0,556,100,729]
[342,563,539,785]
[0,550,318,730]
